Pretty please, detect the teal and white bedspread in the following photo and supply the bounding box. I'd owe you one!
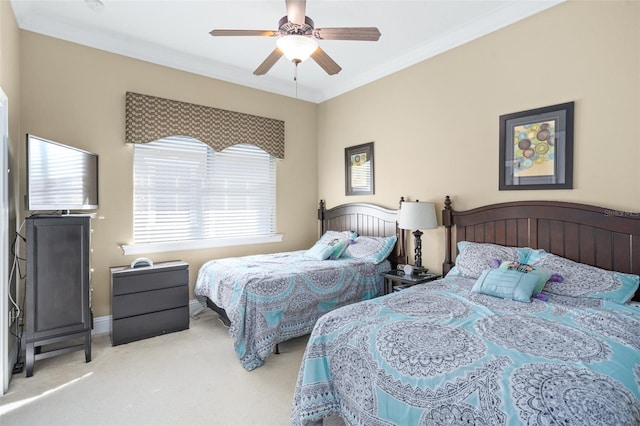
[194,251,387,371]
[291,275,640,425]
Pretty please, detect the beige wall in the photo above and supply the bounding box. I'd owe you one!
[317,0,640,274]
[19,33,318,317]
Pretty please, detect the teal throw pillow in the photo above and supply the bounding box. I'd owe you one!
[472,268,540,303]
[305,238,350,261]
[329,238,349,260]
[305,240,337,260]
[498,261,552,294]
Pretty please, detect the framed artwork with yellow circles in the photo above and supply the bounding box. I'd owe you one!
[345,142,374,196]
[499,102,574,190]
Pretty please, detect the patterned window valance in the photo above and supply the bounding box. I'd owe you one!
[125,92,285,159]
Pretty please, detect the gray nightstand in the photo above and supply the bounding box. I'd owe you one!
[380,270,441,294]
[110,261,189,346]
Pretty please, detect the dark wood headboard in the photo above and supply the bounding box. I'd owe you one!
[318,199,406,266]
[442,196,640,301]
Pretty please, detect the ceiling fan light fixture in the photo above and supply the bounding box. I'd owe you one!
[276,35,318,63]
[85,0,104,12]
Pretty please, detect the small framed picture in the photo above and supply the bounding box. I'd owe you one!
[499,102,574,190]
[345,142,374,196]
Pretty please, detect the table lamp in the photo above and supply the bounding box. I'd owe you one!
[397,200,438,272]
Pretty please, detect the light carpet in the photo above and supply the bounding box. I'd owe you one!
[0,310,345,426]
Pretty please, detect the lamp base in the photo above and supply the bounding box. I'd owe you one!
[412,229,425,273]
[411,265,428,274]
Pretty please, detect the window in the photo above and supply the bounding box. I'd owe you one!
[124,137,279,254]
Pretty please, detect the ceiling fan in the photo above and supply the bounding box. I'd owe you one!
[209,0,381,76]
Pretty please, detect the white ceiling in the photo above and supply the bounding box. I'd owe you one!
[10,0,563,103]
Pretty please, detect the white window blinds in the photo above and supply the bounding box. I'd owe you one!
[133,137,276,245]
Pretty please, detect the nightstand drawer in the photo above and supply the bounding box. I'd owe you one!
[112,268,187,295]
[112,285,188,319]
[111,307,189,346]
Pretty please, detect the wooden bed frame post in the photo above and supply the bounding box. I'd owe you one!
[442,195,453,275]
[318,199,326,235]
[397,196,407,265]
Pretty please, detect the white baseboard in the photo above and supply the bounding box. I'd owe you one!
[91,314,111,336]
[92,299,205,336]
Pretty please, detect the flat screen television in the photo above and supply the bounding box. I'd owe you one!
[26,134,99,212]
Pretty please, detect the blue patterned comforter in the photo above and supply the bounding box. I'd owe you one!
[194,251,388,370]
[291,275,640,425]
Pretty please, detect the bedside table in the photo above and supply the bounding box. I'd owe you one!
[380,270,441,294]
[110,261,189,346]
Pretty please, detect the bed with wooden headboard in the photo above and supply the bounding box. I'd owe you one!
[292,197,640,426]
[442,195,640,301]
[194,199,402,371]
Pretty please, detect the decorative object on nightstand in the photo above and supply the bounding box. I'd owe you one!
[403,264,414,276]
[397,200,438,272]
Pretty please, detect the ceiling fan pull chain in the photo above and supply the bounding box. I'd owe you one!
[294,58,300,98]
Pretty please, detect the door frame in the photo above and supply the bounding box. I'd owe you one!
[1,86,10,394]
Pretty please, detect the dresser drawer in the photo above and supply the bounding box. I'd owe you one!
[111,306,189,346]
[112,285,188,320]
[112,268,188,296]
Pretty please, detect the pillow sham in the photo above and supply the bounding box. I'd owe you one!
[471,268,540,303]
[342,235,397,264]
[530,253,639,304]
[498,261,552,294]
[455,241,530,279]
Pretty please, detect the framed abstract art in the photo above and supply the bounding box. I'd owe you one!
[499,102,574,190]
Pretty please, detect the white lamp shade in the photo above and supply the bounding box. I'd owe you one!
[276,35,318,62]
[398,201,438,230]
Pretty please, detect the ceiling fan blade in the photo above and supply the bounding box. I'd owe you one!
[210,29,279,37]
[254,48,284,75]
[311,47,342,75]
[314,27,381,41]
[286,0,306,27]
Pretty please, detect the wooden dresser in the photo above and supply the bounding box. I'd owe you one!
[25,215,93,377]
[110,261,189,346]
